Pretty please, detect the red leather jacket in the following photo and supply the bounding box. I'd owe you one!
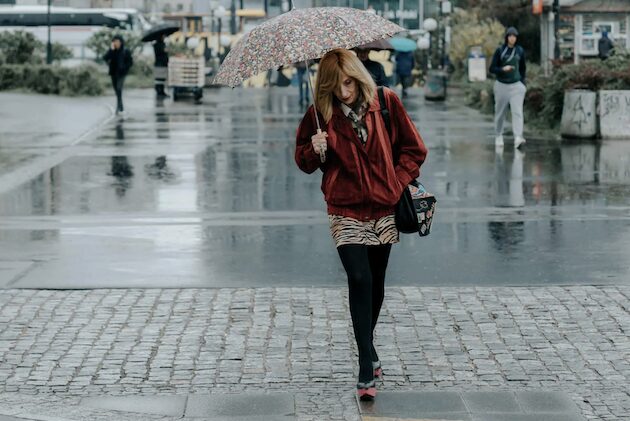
[295,88,427,221]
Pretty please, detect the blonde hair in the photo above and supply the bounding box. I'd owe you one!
[315,49,376,123]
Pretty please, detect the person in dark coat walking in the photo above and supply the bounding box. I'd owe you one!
[598,31,614,60]
[355,48,389,87]
[394,51,414,98]
[295,49,427,402]
[103,35,133,114]
[153,34,169,98]
[489,27,527,149]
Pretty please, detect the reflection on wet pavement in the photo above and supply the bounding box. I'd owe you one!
[1,89,629,288]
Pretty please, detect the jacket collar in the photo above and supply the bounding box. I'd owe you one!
[331,92,381,120]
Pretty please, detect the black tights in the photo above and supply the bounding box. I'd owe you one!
[337,244,392,382]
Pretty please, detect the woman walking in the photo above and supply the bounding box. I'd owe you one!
[295,49,427,400]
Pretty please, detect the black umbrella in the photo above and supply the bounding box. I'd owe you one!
[355,38,394,51]
[141,24,180,43]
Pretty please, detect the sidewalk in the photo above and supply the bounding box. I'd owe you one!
[0,92,114,195]
[0,285,628,420]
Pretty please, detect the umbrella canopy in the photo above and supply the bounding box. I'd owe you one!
[141,24,180,43]
[213,7,403,87]
[389,37,417,52]
[355,38,394,51]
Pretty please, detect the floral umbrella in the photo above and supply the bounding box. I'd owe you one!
[213,7,404,88]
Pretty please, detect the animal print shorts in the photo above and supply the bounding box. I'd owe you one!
[328,214,399,247]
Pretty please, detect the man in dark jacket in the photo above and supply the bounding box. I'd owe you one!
[356,48,389,87]
[103,35,133,114]
[489,27,527,149]
[598,31,614,60]
[153,34,169,98]
[395,51,414,98]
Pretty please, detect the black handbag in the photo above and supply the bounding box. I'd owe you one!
[395,181,437,236]
[378,87,436,236]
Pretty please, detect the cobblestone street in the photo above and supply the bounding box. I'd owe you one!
[1,285,628,419]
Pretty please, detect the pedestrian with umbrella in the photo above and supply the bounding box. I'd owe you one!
[354,39,392,87]
[296,48,427,400]
[213,7,428,401]
[153,35,169,98]
[388,37,416,98]
[141,24,180,99]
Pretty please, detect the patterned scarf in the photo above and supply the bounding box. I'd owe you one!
[342,101,368,145]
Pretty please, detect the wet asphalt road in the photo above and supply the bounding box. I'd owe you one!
[1,88,629,289]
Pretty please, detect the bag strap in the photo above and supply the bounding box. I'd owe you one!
[378,87,420,189]
[377,86,391,139]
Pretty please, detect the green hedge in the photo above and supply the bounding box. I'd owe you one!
[0,30,73,64]
[0,64,104,96]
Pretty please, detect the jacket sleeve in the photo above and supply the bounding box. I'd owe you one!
[125,50,134,72]
[519,47,526,84]
[387,88,428,190]
[488,47,502,76]
[102,49,112,63]
[295,106,324,174]
[377,64,389,87]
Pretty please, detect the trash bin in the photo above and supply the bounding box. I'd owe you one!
[424,69,447,101]
[467,46,487,82]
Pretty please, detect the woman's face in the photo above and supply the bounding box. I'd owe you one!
[335,71,358,106]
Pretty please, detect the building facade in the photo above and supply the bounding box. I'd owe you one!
[540,0,630,71]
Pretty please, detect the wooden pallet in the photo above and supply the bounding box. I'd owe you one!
[168,57,204,88]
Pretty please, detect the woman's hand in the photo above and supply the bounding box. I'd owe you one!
[502,65,513,72]
[311,130,328,155]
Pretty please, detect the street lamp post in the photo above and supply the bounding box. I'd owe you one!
[230,0,236,35]
[46,0,52,64]
[553,0,560,60]
[215,6,226,58]
[422,16,446,101]
[422,17,437,68]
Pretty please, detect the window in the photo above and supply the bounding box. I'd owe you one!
[0,13,18,25]
[17,13,48,26]
[596,23,613,34]
[583,16,593,34]
[581,39,595,53]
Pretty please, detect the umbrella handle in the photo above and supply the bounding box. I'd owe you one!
[305,59,325,163]
[316,128,326,163]
[305,60,321,131]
